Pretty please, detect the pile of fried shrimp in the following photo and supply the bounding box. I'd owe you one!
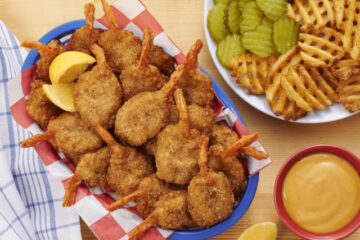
[20,0,268,239]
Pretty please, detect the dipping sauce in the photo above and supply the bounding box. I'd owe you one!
[282,153,360,234]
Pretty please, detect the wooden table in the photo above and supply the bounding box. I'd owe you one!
[2,0,360,239]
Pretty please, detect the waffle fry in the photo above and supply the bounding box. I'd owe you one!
[298,27,345,66]
[334,0,345,29]
[342,0,356,53]
[265,46,307,120]
[338,75,360,112]
[281,65,335,112]
[230,54,275,95]
[331,59,360,84]
[287,0,335,29]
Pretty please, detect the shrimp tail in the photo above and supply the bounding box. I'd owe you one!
[63,174,83,207]
[128,213,158,240]
[108,189,146,212]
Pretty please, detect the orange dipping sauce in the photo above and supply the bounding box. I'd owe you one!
[282,153,360,234]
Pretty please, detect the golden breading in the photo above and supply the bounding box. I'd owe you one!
[94,125,154,197]
[115,65,184,146]
[210,124,239,148]
[208,144,246,196]
[76,147,110,187]
[187,137,234,227]
[129,191,194,239]
[21,113,103,155]
[108,174,172,218]
[334,0,345,29]
[280,65,335,112]
[107,146,154,196]
[26,80,62,129]
[150,45,176,76]
[21,40,66,82]
[67,3,102,54]
[265,46,307,120]
[120,28,168,100]
[74,44,122,129]
[179,40,214,107]
[98,0,141,73]
[287,0,335,29]
[155,89,202,185]
[298,27,344,66]
[230,54,276,95]
[170,103,214,136]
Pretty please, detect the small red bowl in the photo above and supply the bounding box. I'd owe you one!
[274,144,360,240]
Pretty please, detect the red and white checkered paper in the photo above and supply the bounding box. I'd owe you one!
[9,1,272,239]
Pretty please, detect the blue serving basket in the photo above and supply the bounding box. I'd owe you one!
[22,20,259,240]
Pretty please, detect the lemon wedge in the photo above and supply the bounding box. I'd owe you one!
[43,83,75,112]
[49,51,96,84]
[238,222,277,240]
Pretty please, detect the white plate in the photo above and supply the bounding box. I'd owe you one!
[203,0,358,124]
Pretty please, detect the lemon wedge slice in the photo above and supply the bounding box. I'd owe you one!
[49,51,96,84]
[238,222,277,240]
[43,83,75,112]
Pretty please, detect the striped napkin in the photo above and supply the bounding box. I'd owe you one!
[0,21,81,240]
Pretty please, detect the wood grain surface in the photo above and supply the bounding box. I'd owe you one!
[1,0,359,239]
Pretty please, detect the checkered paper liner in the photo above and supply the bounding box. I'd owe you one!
[8,1,272,239]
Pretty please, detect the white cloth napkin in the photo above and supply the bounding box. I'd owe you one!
[0,21,81,240]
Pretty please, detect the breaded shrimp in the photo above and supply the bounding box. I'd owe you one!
[114,65,184,146]
[94,125,154,197]
[170,103,214,136]
[108,174,172,217]
[74,44,122,129]
[155,89,201,185]
[98,0,141,73]
[67,3,102,54]
[150,45,176,76]
[26,80,62,129]
[21,40,66,81]
[187,136,234,227]
[210,124,239,148]
[63,147,110,206]
[20,112,103,155]
[179,40,214,107]
[128,191,194,240]
[208,133,268,195]
[120,28,168,100]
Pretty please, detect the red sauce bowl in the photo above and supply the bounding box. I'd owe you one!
[274,144,360,240]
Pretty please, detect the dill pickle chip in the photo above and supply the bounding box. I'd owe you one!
[207,4,229,43]
[273,17,299,53]
[256,0,287,21]
[217,34,244,68]
[225,1,242,33]
[239,1,263,33]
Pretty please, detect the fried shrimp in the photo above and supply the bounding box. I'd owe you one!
[63,147,110,206]
[21,40,66,81]
[98,0,141,73]
[128,190,194,240]
[94,125,154,197]
[170,103,214,136]
[208,133,268,195]
[67,3,102,54]
[155,89,201,185]
[187,136,234,227]
[26,80,62,129]
[120,28,168,100]
[150,45,176,76]
[115,65,184,146]
[74,44,122,129]
[210,124,239,148]
[108,174,172,217]
[179,40,214,107]
[20,112,103,155]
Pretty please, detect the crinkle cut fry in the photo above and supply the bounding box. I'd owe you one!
[139,28,154,69]
[100,0,119,29]
[63,174,83,207]
[108,189,146,212]
[20,130,54,148]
